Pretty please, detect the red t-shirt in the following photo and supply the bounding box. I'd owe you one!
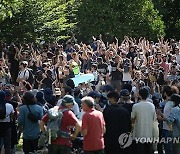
[42,107,78,147]
[160,62,170,72]
[82,109,105,151]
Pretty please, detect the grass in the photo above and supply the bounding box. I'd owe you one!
[16,135,23,151]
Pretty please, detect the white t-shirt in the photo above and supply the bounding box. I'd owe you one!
[0,103,14,122]
[18,69,29,80]
[123,72,132,81]
[131,100,156,139]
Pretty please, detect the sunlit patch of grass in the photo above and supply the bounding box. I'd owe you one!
[16,135,23,151]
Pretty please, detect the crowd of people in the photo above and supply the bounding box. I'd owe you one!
[0,35,180,154]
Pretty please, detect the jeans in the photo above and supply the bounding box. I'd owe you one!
[0,127,11,154]
[84,149,104,154]
[157,124,164,154]
[48,144,71,154]
[162,129,173,154]
[23,138,38,154]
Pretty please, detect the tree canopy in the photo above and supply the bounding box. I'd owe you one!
[76,0,165,41]
[153,0,180,40]
[0,0,179,42]
[0,0,77,42]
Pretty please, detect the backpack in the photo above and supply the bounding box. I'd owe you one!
[24,69,35,85]
[47,106,70,142]
[0,103,6,119]
[42,103,53,115]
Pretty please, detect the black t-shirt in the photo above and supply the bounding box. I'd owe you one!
[121,103,135,114]
[42,77,54,89]
[30,64,38,75]
[103,104,131,146]
[98,63,108,74]
[69,70,75,78]
[127,51,135,60]
[99,54,106,62]
[110,62,122,80]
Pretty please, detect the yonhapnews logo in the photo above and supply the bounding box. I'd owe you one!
[118,132,132,149]
[118,132,180,148]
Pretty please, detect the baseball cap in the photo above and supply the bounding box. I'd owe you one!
[62,95,75,105]
[88,91,101,98]
[103,85,114,92]
[152,93,162,101]
[120,89,130,97]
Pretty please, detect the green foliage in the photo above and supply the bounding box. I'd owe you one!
[1,0,179,42]
[76,0,165,41]
[0,0,23,22]
[0,0,77,42]
[34,0,77,41]
[153,0,180,39]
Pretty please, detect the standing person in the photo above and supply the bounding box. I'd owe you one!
[119,89,135,113]
[161,86,174,154]
[97,57,108,76]
[110,55,123,91]
[164,64,180,83]
[165,94,180,154]
[40,95,81,154]
[88,91,104,112]
[131,87,157,154]
[160,55,170,73]
[16,61,29,84]
[175,47,180,65]
[55,55,68,88]
[104,91,131,154]
[152,93,164,154]
[81,96,105,154]
[57,86,80,117]
[18,91,43,154]
[0,91,14,154]
[40,70,54,90]
[4,89,19,152]
[7,45,19,85]
[121,51,132,84]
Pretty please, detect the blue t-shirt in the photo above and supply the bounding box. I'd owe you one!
[18,104,43,139]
